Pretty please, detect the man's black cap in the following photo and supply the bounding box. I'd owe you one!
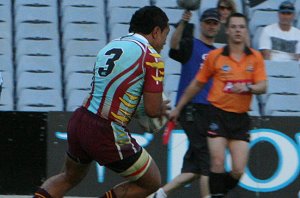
[200,8,220,22]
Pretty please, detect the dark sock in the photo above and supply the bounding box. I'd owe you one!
[33,188,53,198]
[225,172,239,193]
[100,189,117,198]
[209,172,226,197]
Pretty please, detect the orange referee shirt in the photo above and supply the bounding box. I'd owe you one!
[196,45,267,113]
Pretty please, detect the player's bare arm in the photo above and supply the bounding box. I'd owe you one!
[144,92,170,118]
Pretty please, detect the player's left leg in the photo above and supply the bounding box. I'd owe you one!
[34,154,91,198]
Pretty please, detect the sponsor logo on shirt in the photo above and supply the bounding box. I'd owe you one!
[222,65,231,72]
[246,65,254,72]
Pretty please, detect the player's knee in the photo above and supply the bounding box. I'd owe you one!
[211,157,225,172]
[140,181,160,196]
[151,174,162,192]
[145,175,161,195]
[152,181,161,193]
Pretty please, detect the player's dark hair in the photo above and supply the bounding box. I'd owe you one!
[225,12,248,27]
[129,6,169,34]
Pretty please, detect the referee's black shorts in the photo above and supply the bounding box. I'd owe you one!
[207,105,251,142]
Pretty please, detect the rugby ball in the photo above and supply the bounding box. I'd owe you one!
[177,0,201,10]
[149,114,168,133]
[134,94,168,133]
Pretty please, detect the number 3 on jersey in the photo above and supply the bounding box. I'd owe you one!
[98,48,123,77]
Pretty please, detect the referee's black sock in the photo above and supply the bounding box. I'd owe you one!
[209,172,226,198]
[225,172,240,193]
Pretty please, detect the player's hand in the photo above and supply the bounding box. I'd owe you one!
[168,108,180,124]
[161,99,171,117]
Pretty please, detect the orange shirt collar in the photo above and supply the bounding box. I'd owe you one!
[221,45,253,56]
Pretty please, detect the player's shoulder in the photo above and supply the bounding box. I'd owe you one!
[104,37,146,55]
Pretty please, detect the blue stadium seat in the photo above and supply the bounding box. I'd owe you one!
[265,60,300,78]
[64,56,94,79]
[61,6,105,30]
[63,39,105,63]
[15,22,59,43]
[109,24,130,41]
[248,0,287,17]
[15,4,58,25]
[264,94,300,116]
[17,72,62,95]
[0,87,14,111]
[16,39,60,63]
[164,74,180,93]
[107,0,150,10]
[65,72,93,98]
[164,58,182,75]
[16,55,61,79]
[17,89,63,111]
[108,7,137,32]
[66,89,90,112]
[249,9,277,37]
[155,0,178,8]
[0,54,13,73]
[63,23,106,47]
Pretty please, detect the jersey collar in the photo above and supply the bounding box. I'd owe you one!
[132,33,149,44]
[222,45,252,56]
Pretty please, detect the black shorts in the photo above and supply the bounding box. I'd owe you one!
[207,105,250,142]
[179,103,210,176]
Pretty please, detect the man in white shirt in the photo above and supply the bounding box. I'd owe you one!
[259,1,300,61]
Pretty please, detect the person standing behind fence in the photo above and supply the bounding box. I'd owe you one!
[33,6,170,198]
[150,8,220,198]
[169,13,267,198]
[215,0,237,44]
[259,1,300,61]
